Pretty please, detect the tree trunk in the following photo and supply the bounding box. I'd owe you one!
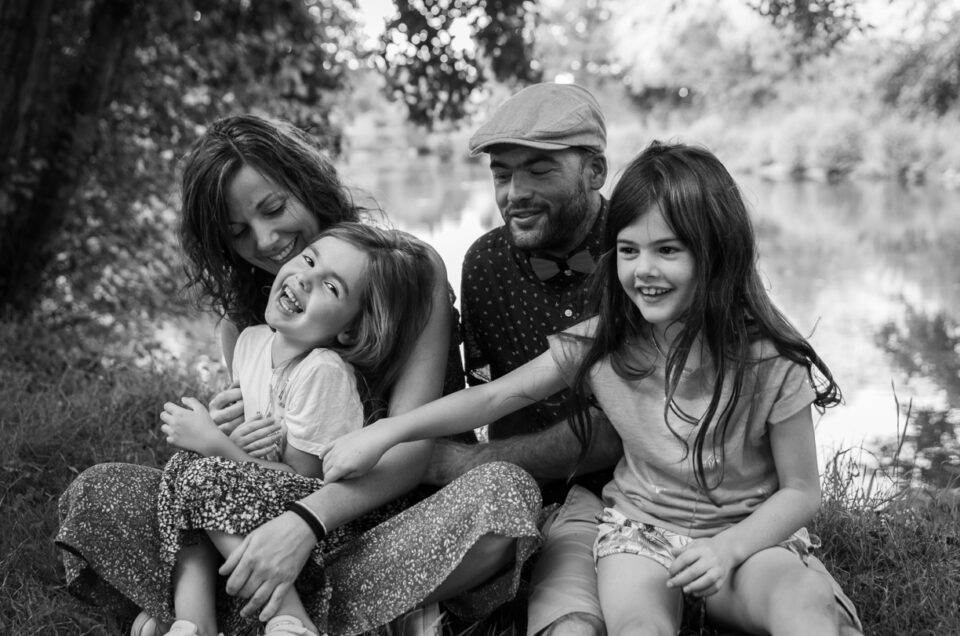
[0,0,55,170]
[0,0,145,313]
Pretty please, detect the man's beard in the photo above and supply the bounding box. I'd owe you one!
[508,181,591,254]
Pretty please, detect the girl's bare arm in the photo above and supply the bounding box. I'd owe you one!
[666,407,821,597]
[321,351,567,482]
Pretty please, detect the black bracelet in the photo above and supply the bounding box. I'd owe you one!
[284,501,327,542]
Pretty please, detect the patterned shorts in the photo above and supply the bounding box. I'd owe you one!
[593,507,820,570]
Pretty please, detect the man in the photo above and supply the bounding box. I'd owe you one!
[428,82,864,636]
[429,82,621,636]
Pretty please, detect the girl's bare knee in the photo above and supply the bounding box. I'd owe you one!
[791,568,835,604]
[769,568,838,626]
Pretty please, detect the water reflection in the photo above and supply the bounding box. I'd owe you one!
[341,152,960,487]
[874,306,960,488]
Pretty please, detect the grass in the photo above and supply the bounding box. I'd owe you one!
[2,315,958,635]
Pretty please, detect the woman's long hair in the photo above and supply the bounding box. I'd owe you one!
[319,223,436,422]
[180,114,360,330]
[567,141,841,493]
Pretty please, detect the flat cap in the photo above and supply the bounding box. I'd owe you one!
[468,83,606,156]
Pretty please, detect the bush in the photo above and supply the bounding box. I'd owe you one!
[770,107,821,176]
[811,113,866,181]
[876,117,926,182]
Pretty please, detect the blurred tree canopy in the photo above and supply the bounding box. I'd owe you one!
[881,11,960,116]
[377,0,541,126]
[748,0,864,64]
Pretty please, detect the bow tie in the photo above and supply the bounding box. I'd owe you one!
[528,250,597,281]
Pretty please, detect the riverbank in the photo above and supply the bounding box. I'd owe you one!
[2,315,958,634]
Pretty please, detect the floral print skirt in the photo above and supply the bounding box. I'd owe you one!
[57,458,541,635]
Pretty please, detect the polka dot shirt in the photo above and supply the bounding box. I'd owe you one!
[460,201,608,439]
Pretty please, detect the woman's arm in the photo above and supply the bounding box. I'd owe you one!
[666,407,821,597]
[219,319,241,376]
[321,351,567,482]
[384,242,451,414]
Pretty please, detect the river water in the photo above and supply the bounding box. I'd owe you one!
[341,150,960,485]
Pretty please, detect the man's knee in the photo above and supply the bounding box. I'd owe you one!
[538,611,605,636]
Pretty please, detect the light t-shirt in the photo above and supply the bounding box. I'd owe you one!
[232,325,364,457]
[548,319,816,538]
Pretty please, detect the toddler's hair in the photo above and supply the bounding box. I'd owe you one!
[319,222,436,421]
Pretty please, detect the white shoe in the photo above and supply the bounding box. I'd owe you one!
[263,615,320,636]
[163,620,199,636]
[395,603,444,636]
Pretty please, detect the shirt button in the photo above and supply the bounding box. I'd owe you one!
[563,308,573,318]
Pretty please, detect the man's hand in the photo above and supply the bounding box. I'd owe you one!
[219,511,316,620]
[160,397,225,455]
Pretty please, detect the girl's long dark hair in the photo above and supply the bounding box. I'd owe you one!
[318,223,436,423]
[566,141,841,493]
[180,114,361,330]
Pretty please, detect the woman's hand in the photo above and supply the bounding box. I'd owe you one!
[219,511,316,621]
[319,427,393,483]
[667,537,735,597]
[160,397,225,455]
[209,382,244,433]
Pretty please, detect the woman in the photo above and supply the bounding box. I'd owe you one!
[56,114,541,636]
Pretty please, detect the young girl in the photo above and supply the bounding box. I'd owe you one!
[156,222,436,636]
[321,142,850,635]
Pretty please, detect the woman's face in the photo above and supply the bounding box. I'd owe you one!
[225,164,322,274]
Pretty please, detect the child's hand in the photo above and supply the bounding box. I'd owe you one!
[161,397,224,456]
[209,381,244,433]
[667,537,734,597]
[319,427,393,482]
[228,414,282,458]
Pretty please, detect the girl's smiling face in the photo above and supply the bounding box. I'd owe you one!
[616,205,696,340]
[226,164,322,274]
[265,236,368,352]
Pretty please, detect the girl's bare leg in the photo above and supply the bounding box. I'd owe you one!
[172,540,219,636]
[207,530,320,634]
[705,547,840,636]
[597,553,682,636]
